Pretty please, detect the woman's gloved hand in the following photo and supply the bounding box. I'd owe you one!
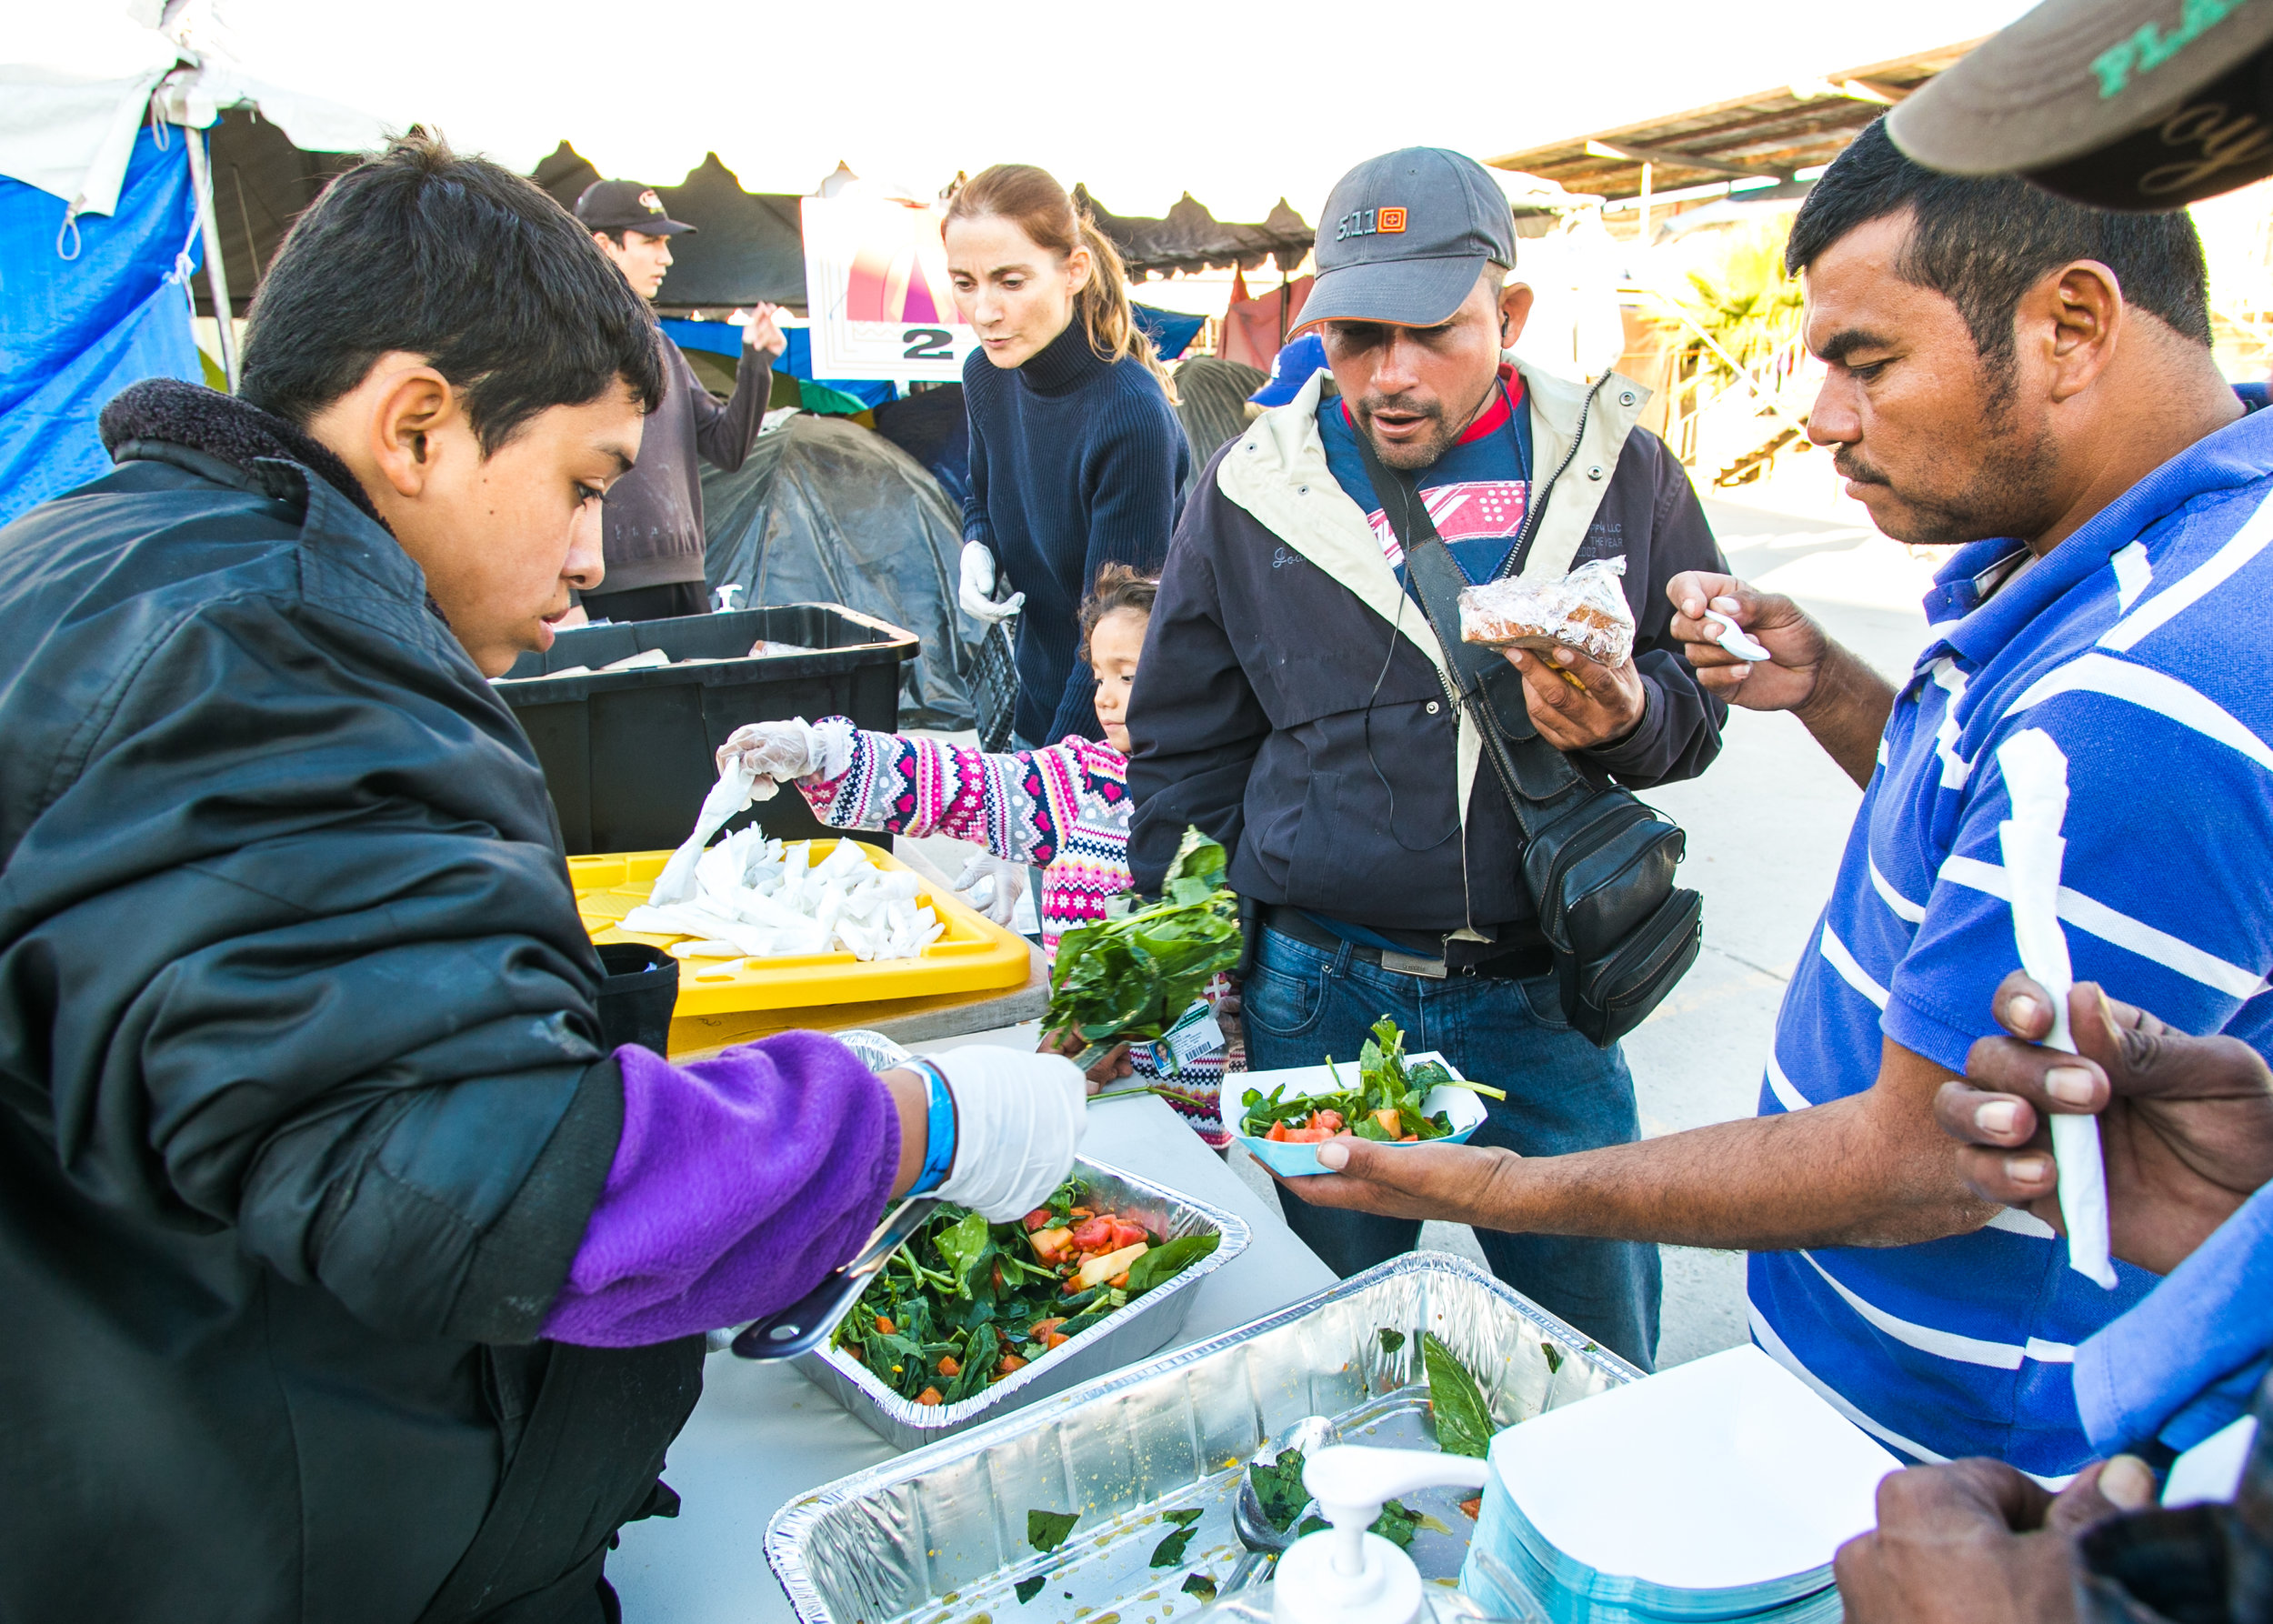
[958,541,1025,624]
[954,851,1026,927]
[928,1047,1087,1220]
[714,717,855,796]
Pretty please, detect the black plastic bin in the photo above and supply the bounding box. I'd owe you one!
[495,604,919,855]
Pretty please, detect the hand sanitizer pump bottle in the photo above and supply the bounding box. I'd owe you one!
[1187,1446,1537,1624]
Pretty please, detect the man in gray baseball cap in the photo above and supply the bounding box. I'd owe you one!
[1128,147,1734,1369]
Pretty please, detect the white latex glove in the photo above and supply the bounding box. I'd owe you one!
[713,717,855,794]
[927,1047,1087,1220]
[958,540,1025,623]
[953,850,1026,927]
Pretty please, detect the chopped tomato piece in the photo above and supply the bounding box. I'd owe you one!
[1023,1208,1053,1232]
[1029,1318,1066,1340]
[915,1387,944,1407]
[1068,1216,1116,1252]
[874,1315,895,1336]
[1265,1121,1290,1142]
[996,1352,1029,1376]
[1311,1108,1345,1133]
[1399,1134,1419,1143]
[936,1354,961,1378]
[1458,1496,1483,1521]
[1042,1330,1070,1350]
[1280,1126,1334,1143]
[1108,1218,1148,1250]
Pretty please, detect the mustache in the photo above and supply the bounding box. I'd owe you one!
[1357,392,1443,424]
[1834,447,1891,486]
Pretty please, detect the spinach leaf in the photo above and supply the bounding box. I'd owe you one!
[1148,1527,1197,1568]
[1249,1449,1310,1532]
[1181,1574,1218,1602]
[1378,1328,1407,1354]
[947,1324,999,1402]
[1163,1509,1204,1528]
[933,1211,994,1298]
[1542,1343,1563,1374]
[1045,829,1239,1044]
[1027,1509,1078,1554]
[1372,1499,1420,1549]
[1121,1231,1219,1293]
[1423,1331,1495,1460]
[1015,1576,1047,1604]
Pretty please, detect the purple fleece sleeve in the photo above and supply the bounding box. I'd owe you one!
[540,1032,898,1348]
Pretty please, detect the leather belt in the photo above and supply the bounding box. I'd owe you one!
[1257,905,1552,982]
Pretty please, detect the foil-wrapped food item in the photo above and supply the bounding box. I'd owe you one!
[1458,557,1635,669]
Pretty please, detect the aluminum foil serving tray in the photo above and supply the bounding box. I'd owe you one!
[794,1157,1253,1451]
[768,1251,1640,1624]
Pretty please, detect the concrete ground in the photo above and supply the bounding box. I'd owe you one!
[915,456,1942,1370]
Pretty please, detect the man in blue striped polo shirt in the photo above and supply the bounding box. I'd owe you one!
[1282,115,2273,1479]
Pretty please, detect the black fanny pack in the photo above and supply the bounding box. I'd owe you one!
[1357,432,1701,1048]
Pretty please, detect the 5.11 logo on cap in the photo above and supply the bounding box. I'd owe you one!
[1337,206,1408,240]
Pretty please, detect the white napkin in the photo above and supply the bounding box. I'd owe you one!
[648,757,760,907]
[1994,728,2116,1289]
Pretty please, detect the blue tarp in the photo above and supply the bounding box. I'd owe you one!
[0,127,203,529]
[657,317,897,410]
[1133,303,1206,361]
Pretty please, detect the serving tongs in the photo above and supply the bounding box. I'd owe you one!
[730,1195,940,1359]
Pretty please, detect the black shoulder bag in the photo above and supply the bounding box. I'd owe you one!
[1355,431,1702,1048]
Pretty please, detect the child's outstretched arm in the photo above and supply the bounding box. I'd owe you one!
[719,717,1072,867]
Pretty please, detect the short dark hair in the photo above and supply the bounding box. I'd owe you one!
[239,134,666,454]
[1785,118,2214,371]
[1077,563,1157,657]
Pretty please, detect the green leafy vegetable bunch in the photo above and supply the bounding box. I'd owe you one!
[1045,827,1241,1045]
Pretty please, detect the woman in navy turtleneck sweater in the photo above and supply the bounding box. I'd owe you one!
[946,165,1188,747]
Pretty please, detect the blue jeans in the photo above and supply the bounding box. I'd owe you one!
[1243,926,1661,1371]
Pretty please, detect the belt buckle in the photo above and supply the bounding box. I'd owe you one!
[1377,948,1448,980]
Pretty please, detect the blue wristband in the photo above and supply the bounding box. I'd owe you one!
[906,1058,957,1195]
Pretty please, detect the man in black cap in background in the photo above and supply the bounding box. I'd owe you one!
[575,178,785,622]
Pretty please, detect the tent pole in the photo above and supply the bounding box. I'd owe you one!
[184,124,239,392]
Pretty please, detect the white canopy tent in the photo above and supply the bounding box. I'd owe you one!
[0,0,387,386]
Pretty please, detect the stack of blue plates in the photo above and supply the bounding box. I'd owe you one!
[1453,1348,1898,1624]
[1459,1471,1843,1624]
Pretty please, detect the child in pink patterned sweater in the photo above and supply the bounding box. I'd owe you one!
[716,566,1237,1146]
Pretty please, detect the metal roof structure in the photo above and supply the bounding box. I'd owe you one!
[1485,39,1988,203]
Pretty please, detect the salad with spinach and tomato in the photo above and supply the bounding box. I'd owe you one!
[1239,1016,1504,1144]
[830,1178,1219,1407]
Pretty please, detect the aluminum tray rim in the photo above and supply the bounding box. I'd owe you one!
[765,1249,1642,1624]
[790,1154,1252,1438]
